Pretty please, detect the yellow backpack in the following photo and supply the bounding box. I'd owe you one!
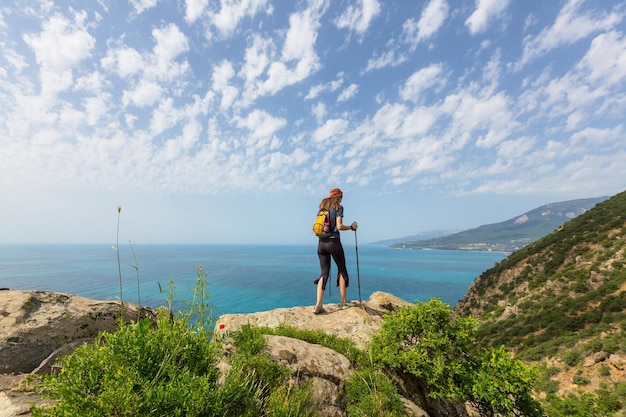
[312,208,331,238]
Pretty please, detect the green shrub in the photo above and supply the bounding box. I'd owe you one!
[34,312,221,416]
[32,266,306,417]
[370,298,543,416]
[561,350,582,367]
[370,299,478,401]
[534,365,559,394]
[572,372,590,386]
[214,365,265,417]
[345,369,404,417]
[231,323,267,355]
[543,392,617,417]
[599,365,611,376]
[602,335,620,353]
[264,382,314,417]
[230,353,290,394]
[596,386,623,414]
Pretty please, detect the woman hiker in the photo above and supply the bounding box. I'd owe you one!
[313,188,358,315]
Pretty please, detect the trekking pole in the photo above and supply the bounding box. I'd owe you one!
[354,229,362,305]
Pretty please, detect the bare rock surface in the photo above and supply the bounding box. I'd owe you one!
[0,373,50,417]
[0,289,154,416]
[264,335,353,417]
[0,289,153,374]
[214,291,413,349]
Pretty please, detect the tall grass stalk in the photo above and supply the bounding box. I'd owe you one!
[129,240,141,319]
[115,206,124,316]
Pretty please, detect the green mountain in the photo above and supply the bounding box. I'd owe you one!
[456,190,626,415]
[390,196,608,252]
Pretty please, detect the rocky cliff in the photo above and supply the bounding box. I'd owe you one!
[0,289,154,416]
[0,290,472,417]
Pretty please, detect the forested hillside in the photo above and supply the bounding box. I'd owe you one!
[456,190,626,416]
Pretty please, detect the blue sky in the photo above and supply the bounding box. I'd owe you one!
[1,0,625,245]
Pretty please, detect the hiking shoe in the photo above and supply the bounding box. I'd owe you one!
[313,306,326,315]
[338,301,351,309]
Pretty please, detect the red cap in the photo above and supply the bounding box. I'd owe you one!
[329,188,343,197]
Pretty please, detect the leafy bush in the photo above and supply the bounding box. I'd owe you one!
[33,266,313,417]
[370,298,543,416]
[543,390,622,417]
[370,298,478,401]
[345,369,404,417]
[561,350,582,367]
[34,312,222,416]
[264,382,314,417]
[534,365,559,394]
[572,372,590,386]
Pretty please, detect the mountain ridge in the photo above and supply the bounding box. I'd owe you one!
[389,196,609,252]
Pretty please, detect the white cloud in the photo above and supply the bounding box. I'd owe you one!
[399,63,444,103]
[311,101,326,122]
[516,0,624,69]
[239,34,273,89]
[363,45,408,73]
[497,136,537,159]
[312,118,348,142]
[337,83,358,102]
[212,60,238,109]
[305,73,344,99]
[369,102,438,142]
[335,0,380,35]
[101,46,144,78]
[210,0,272,38]
[578,30,626,87]
[22,10,95,70]
[74,71,106,93]
[305,84,325,100]
[153,24,189,63]
[257,1,324,97]
[517,29,626,130]
[465,0,511,35]
[439,88,515,149]
[237,109,287,139]
[184,0,209,23]
[150,24,190,78]
[123,80,162,107]
[83,95,109,126]
[3,48,28,72]
[403,0,449,50]
[130,0,159,15]
[570,125,623,150]
[149,98,180,135]
[1,1,625,245]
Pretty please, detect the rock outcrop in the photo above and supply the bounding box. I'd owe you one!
[0,290,465,417]
[214,292,441,417]
[0,289,154,374]
[215,291,413,349]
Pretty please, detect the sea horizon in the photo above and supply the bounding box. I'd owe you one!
[0,243,506,317]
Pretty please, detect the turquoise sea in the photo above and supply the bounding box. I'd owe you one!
[0,244,505,317]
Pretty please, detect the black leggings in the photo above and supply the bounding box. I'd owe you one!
[316,238,349,290]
